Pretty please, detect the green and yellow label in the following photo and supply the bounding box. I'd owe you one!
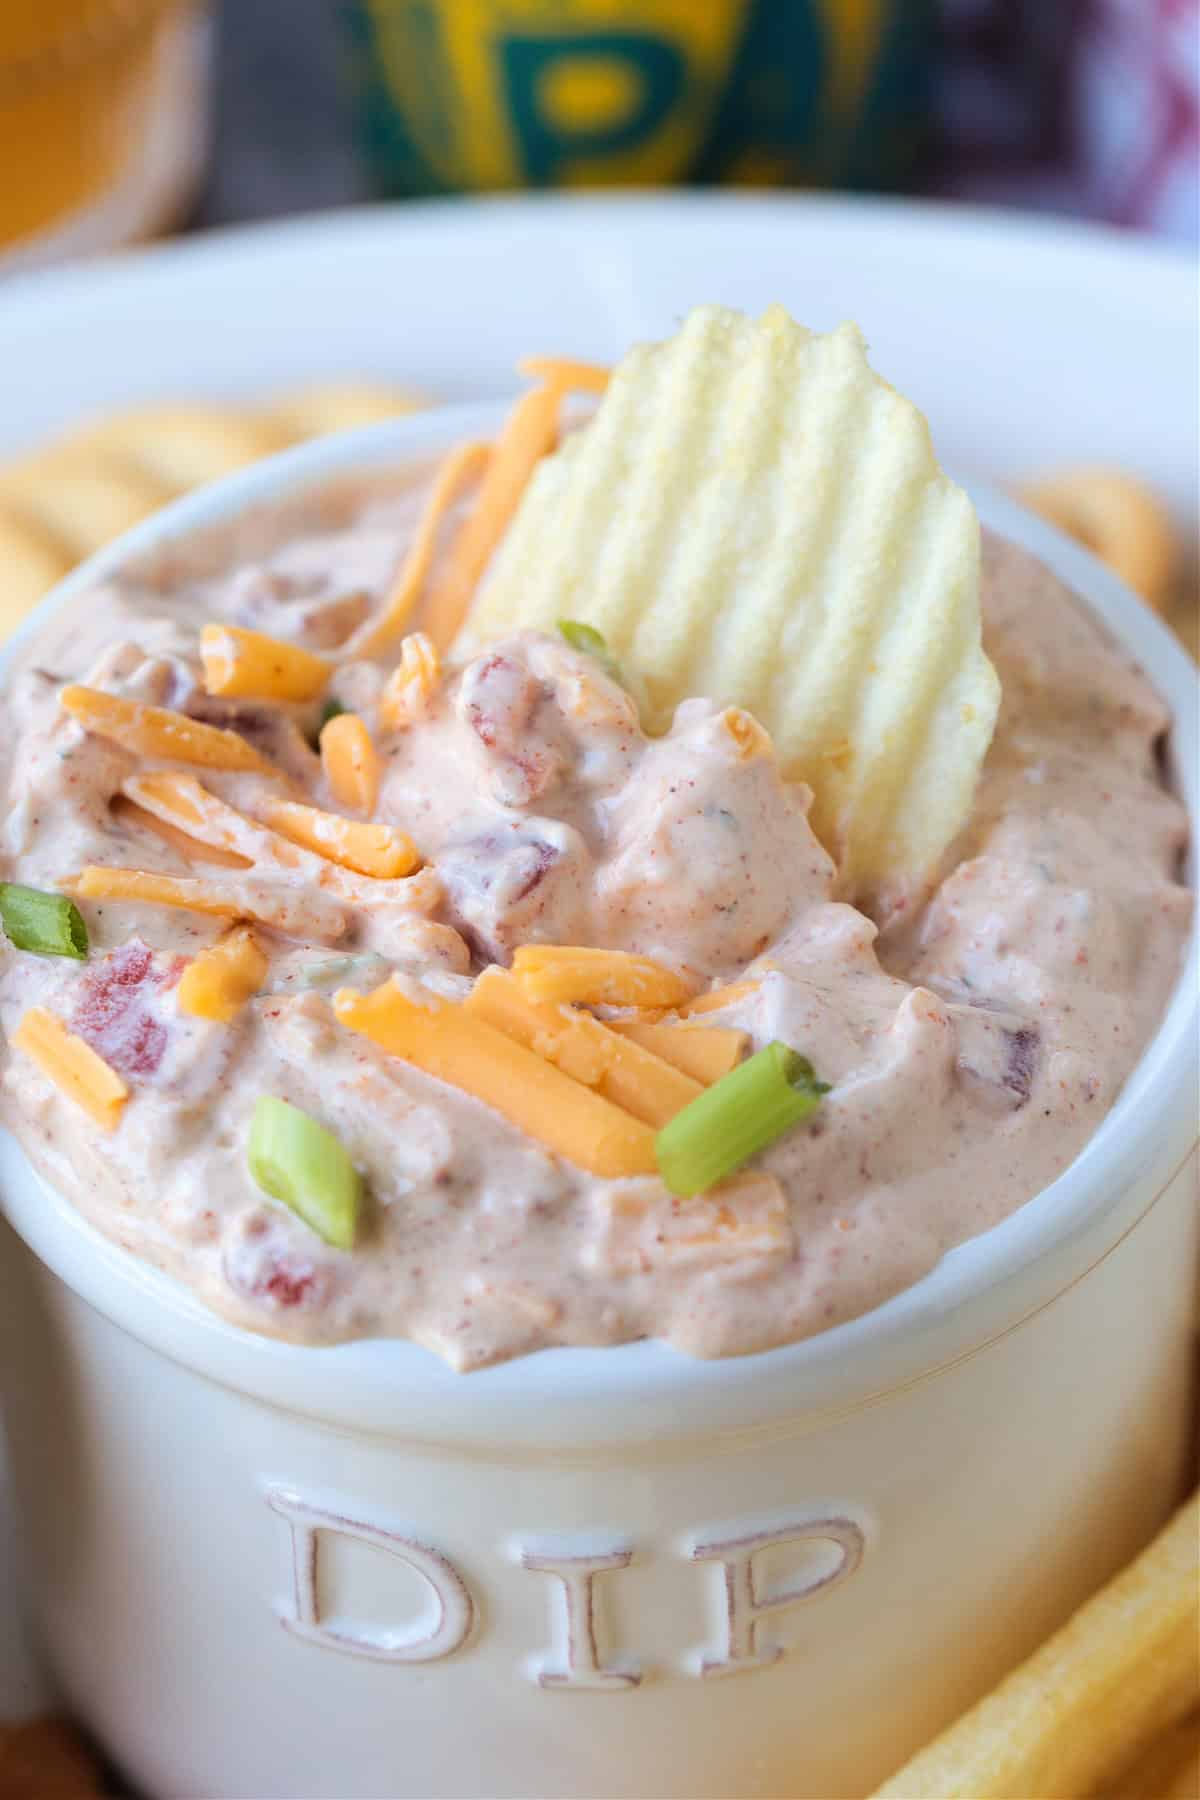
[342,0,932,195]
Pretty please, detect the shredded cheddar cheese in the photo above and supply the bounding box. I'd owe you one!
[320,712,379,815]
[200,623,329,702]
[110,795,252,869]
[465,966,702,1128]
[12,1007,128,1130]
[60,685,274,774]
[70,867,243,918]
[517,355,611,394]
[721,707,772,761]
[351,440,491,660]
[680,980,761,1017]
[422,382,563,650]
[67,865,348,940]
[512,945,696,1010]
[379,632,442,731]
[333,977,657,1179]
[123,771,300,868]
[606,1018,747,1085]
[264,801,419,879]
[177,925,268,1023]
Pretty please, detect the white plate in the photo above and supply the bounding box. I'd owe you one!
[0,191,1196,1730]
[1,192,1197,521]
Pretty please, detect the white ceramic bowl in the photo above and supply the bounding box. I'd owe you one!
[1,407,1196,1800]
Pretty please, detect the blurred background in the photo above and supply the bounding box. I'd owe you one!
[1,0,1196,263]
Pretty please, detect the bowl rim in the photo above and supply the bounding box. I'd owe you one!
[0,400,1196,1447]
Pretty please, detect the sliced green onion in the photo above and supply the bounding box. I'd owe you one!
[0,883,88,960]
[248,1096,361,1250]
[557,619,625,686]
[656,1041,829,1198]
[293,952,389,992]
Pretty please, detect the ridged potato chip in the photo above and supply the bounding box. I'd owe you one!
[459,304,1000,895]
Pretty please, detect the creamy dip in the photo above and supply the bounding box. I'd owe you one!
[0,473,1190,1368]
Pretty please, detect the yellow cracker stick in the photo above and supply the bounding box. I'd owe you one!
[512,945,696,1010]
[0,499,73,635]
[871,1493,1200,1800]
[11,1007,128,1131]
[333,977,657,1179]
[265,380,428,439]
[60,404,292,490]
[351,441,491,660]
[320,711,379,814]
[1019,466,1177,612]
[462,304,1000,894]
[60,685,273,774]
[177,925,268,1023]
[517,355,611,394]
[263,800,420,879]
[606,1018,747,1084]
[378,632,442,730]
[200,623,329,702]
[0,448,171,559]
[466,965,702,1128]
[423,383,563,650]
[70,866,347,942]
[1104,1712,1200,1800]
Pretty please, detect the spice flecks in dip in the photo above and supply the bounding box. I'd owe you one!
[0,480,1189,1368]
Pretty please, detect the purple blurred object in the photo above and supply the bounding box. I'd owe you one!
[936,0,1199,239]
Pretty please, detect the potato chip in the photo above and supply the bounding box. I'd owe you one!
[459,304,999,894]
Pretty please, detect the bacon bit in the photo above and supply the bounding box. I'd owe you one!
[71,940,180,1080]
[1003,1026,1040,1106]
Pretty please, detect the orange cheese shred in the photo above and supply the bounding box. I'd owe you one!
[264,800,420,879]
[333,977,656,1179]
[517,355,611,395]
[512,945,696,1010]
[109,795,252,869]
[200,623,329,702]
[465,965,701,1128]
[319,711,379,814]
[422,382,563,650]
[70,867,243,919]
[679,980,761,1018]
[177,925,268,1023]
[352,440,491,660]
[11,1007,128,1130]
[67,865,347,940]
[378,632,442,731]
[605,1018,747,1085]
[60,685,273,774]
